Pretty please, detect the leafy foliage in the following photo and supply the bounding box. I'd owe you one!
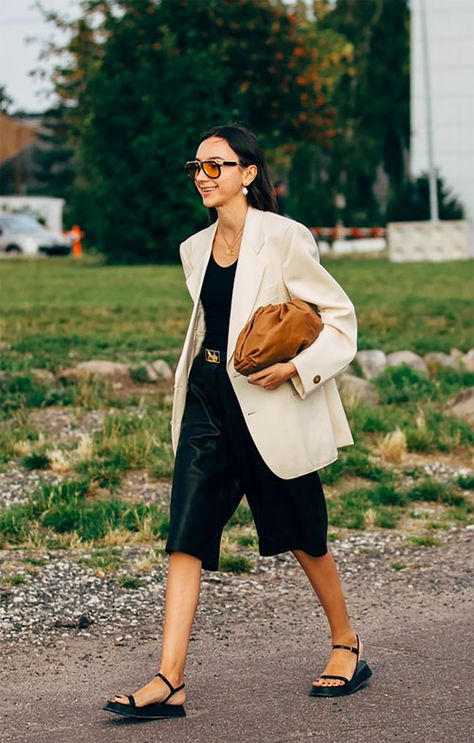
[40,0,348,262]
[289,0,410,226]
[386,174,465,222]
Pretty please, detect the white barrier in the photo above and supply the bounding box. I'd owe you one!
[316,240,330,255]
[387,220,472,262]
[332,238,386,255]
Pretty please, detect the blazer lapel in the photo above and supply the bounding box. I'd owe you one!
[185,220,218,303]
[226,206,265,360]
[183,206,265,361]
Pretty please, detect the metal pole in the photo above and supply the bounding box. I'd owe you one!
[419,0,439,221]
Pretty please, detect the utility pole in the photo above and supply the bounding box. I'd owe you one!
[419,0,439,221]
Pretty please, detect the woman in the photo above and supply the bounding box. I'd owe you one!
[103,124,372,720]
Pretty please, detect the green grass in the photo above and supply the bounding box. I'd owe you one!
[235,533,259,548]
[226,503,254,528]
[77,547,123,572]
[406,535,442,548]
[1,574,29,585]
[458,474,474,490]
[327,477,470,531]
[20,453,51,470]
[390,562,407,571]
[75,401,175,485]
[0,259,191,373]
[0,480,170,547]
[374,365,437,404]
[219,553,253,573]
[328,484,407,529]
[406,478,466,506]
[0,257,472,553]
[0,258,472,373]
[20,555,48,567]
[320,447,394,485]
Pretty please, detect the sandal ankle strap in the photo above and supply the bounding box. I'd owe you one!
[155,671,185,703]
[332,633,360,657]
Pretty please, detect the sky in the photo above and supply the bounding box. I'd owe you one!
[1,0,313,114]
[0,0,82,113]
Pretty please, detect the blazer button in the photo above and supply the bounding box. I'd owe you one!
[313,374,321,384]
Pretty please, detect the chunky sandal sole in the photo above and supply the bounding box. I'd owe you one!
[309,659,373,697]
[102,700,185,718]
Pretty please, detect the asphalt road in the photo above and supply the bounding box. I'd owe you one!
[3,532,473,743]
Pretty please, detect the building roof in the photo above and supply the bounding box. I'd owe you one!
[0,114,38,166]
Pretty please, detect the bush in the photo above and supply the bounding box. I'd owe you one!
[220,554,253,573]
[406,478,464,505]
[435,367,474,396]
[458,475,474,490]
[386,174,464,222]
[20,453,50,470]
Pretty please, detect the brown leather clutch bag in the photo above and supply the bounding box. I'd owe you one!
[234,299,323,376]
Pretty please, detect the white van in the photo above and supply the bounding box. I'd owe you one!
[0,212,72,256]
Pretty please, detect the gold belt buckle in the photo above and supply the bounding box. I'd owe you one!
[205,348,220,364]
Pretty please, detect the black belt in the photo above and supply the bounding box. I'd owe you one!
[201,347,227,364]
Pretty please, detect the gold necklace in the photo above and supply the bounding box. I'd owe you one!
[219,224,244,256]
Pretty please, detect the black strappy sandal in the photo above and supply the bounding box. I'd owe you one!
[309,634,373,697]
[102,671,186,719]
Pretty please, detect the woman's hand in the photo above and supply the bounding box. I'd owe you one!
[247,362,297,390]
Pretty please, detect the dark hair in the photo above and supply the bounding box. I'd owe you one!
[198,123,278,222]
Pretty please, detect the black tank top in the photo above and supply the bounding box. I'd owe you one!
[200,252,238,350]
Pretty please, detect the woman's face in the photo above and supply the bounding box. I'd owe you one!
[193,136,256,210]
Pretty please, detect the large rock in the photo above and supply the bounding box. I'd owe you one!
[128,360,173,383]
[424,352,461,373]
[355,349,386,380]
[59,360,130,379]
[444,388,474,426]
[462,349,474,372]
[337,373,379,406]
[386,350,429,375]
[31,368,56,384]
[148,359,173,381]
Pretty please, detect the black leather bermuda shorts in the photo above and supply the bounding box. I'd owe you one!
[165,347,328,571]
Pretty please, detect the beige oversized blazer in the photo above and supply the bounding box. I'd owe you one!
[171,205,357,479]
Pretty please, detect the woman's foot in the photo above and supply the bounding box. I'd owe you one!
[112,671,186,707]
[312,632,361,688]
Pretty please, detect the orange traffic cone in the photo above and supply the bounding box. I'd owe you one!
[71,225,85,258]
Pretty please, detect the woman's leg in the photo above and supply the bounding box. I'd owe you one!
[292,549,360,687]
[112,550,202,706]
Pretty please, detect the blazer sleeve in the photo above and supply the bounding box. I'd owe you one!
[281,221,358,399]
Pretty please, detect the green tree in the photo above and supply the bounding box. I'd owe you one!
[32,105,76,219]
[39,0,349,262]
[0,85,14,115]
[386,174,464,222]
[288,0,410,227]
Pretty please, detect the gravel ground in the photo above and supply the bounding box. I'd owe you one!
[1,406,472,658]
[1,527,472,652]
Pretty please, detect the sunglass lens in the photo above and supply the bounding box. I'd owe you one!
[185,162,199,179]
[202,161,220,178]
